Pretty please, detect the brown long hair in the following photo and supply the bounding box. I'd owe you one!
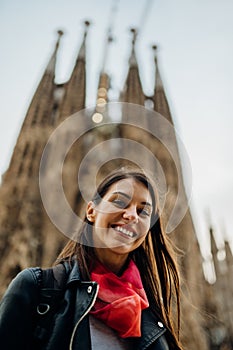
[57,167,183,349]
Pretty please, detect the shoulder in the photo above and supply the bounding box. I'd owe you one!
[10,267,41,290]
[0,260,76,308]
[0,268,43,327]
[1,268,41,306]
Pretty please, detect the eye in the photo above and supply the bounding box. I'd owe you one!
[112,199,127,208]
[138,207,151,217]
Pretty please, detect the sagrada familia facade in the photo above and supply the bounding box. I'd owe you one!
[0,22,232,349]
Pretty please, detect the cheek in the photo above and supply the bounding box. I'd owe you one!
[136,223,150,242]
[142,218,151,231]
[94,211,117,228]
[134,233,148,250]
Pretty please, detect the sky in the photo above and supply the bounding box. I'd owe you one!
[1,0,233,263]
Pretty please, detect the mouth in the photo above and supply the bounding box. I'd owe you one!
[111,225,137,239]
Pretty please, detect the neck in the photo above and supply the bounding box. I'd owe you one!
[94,248,129,275]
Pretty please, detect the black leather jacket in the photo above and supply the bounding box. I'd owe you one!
[0,261,169,350]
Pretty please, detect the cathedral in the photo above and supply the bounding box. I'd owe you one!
[0,22,232,349]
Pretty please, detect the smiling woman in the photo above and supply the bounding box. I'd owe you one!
[0,167,183,350]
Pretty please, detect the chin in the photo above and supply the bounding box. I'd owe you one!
[108,244,133,255]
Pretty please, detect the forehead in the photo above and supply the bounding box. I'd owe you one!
[105,178,152,202]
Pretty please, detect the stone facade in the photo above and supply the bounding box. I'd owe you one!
[203,227,233,349]
[0,26,232,349]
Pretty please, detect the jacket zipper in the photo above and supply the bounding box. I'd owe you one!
[69,283,99,350]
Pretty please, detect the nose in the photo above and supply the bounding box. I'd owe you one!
[122,205,139,223]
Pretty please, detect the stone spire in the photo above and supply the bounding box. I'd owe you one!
[59,21,90,119]
[93,31,112,123]
[152,45,173,124]
[97,71,110,103]
[225,239,233,268]
[46,30,63,74]
[0,31,65,286]
[3,30,63,183]
[149,46,208,350]
[95,0,119,111]
[210,225,218,256]
[220,223,233,269]
[98,30,113,104]
[92,72,110,125]
[22,29,63,128]
[209,225,221,279]
[78,26,88,61]
[101,24,114,75]
[54,21,91,236]
[121,29,144,105]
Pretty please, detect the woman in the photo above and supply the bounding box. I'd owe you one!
[0,168,183,349]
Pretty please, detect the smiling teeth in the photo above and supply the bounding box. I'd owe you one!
[115,226,135,238]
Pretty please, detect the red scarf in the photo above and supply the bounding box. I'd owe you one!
[90,259,149,338]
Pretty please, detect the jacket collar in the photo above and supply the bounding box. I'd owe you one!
[136,308,167,350]
[63,260,82,285]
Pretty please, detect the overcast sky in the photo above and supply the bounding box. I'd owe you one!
[1,0,233,260]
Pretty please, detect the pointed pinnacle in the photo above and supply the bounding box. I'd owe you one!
[57,29,64,37]
[108,34,114,43]
[55,29,64,50]
[84,20,91,37]
[84,20,91,27]
[130,28,137,45]
[128,28,138,67]
[77,20,91,60]
[152,45,158,60]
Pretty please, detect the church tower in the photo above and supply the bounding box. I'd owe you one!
[204,226,233,348]
[119,34,208,349]
[0,24,90,293]
[151,45,208,349]
[121,29,145,105]
[0,30,64,291]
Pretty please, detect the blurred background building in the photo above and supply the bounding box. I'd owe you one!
[0,19,232,350]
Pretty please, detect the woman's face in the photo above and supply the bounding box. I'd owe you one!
[86,178,153,271]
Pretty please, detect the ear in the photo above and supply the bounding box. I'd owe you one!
[86,201,96,223]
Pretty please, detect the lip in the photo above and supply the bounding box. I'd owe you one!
[111,224,137,239]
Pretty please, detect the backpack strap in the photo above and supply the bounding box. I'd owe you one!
[33,264,67,345]
[52,263,67,289]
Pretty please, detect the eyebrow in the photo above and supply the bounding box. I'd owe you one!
[112,191,153,207]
